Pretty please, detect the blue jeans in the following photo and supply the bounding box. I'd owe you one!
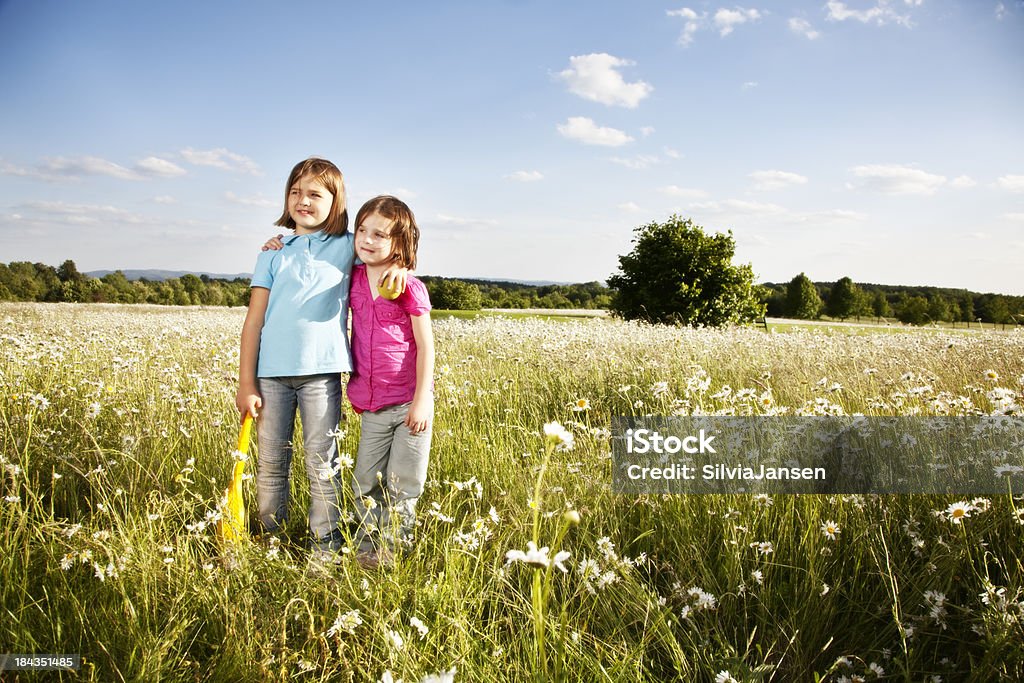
[352,401,432,553]
[256,374,343,552]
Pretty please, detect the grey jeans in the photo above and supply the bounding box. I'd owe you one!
[352,401,431,552]
[256,374,343,552]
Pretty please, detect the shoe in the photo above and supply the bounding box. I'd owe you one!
[356,547,394,570]
[307,549,342,576]
[356,550,376,570]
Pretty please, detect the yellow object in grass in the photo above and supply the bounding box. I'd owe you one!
[217,413,253,544]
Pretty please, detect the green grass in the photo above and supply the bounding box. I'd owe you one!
[2,303,1023,682]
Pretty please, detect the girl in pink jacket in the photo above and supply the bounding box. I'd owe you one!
[347,195,434,569]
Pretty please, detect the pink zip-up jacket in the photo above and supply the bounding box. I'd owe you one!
[347,264,432,413]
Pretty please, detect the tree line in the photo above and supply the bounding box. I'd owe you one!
[0,260,253,306]
[0,260,611,310]
[763,273,1024,326]
[602,215,1023,327]
[3,257,1021,326]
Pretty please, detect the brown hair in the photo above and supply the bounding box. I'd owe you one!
[274,157,348,235]
[354,195,420,270]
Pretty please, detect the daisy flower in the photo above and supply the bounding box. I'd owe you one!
[543,422,575,451]
[386,630,405,652]
[410,616,429,639]
[945,501,972,525]
[820,520,840,540]
[504,541,570,571]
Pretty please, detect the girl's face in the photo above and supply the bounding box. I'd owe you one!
[287,175,334,233]
[355,213,395,266]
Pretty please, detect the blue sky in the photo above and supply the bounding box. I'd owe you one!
[1,0,1022,294]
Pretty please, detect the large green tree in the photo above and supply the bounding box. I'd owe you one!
[982,295,1010,324]
[607,215,765,326]
[428,279,482,310]
[784,273,823,319]
[826,276,861,320]
[871,290,892,320]
[896,294,930,325]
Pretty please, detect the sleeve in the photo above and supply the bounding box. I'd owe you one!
[250,249,276,289]
[401,276,432,316]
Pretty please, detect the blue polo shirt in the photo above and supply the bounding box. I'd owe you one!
[250,230,355,377]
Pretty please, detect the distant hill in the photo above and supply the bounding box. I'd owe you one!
[85,269,252,282]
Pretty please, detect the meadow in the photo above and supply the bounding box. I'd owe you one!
[2,302,1023,682]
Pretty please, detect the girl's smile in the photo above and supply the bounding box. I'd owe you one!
[355,213,395,266]
[287,176,334,234]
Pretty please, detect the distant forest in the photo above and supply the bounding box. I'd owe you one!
[1,259,1022,325]
[0,260,611,311]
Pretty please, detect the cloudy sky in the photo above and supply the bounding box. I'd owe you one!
[1,1,1022,293]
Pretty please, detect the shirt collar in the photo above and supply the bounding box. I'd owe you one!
[284,229,331,245]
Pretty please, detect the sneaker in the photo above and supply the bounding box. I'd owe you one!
[306,549,342,576]
[356,547,394,570]
[356,549,378,570]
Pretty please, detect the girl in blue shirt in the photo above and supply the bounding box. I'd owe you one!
[236,157,404,557]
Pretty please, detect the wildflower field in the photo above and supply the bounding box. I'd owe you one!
[2,302,1023,682]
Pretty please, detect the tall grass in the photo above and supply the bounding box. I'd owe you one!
[1,302,1023,681]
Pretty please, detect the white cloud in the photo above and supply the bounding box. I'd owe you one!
[663,147,681,159]
[0,159,60,181]
[617,201,644,212]
[180,147,262,175]
[42,156,141,180]
[741,81,759,91]
[995,3,1007,21]
[640,126,656,137]
[997,174,1024,192]
[434,213,498,228]
[950,175,976,189]
[825,1,914,27]
[504,170,544,182]
[153,195,176,204]
[384,187,419,199]
[810,208,869,222]
[18,200,155,225]
[788,17,821,39]
[714,7,762,37]
[668,6,763,44]
[667,7,703,46]
[4,154,187,181]
[136,156,187,178]
[680,197,868,226]
[1002,212,1024,222]
[610,155,661,170]
[659,185,709,199]
[849,164,947,195]
[749,169,809,191]
[556,53,653,108]
[557,117,634,147]
[224,191,276,208]
[690,198,789,215]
